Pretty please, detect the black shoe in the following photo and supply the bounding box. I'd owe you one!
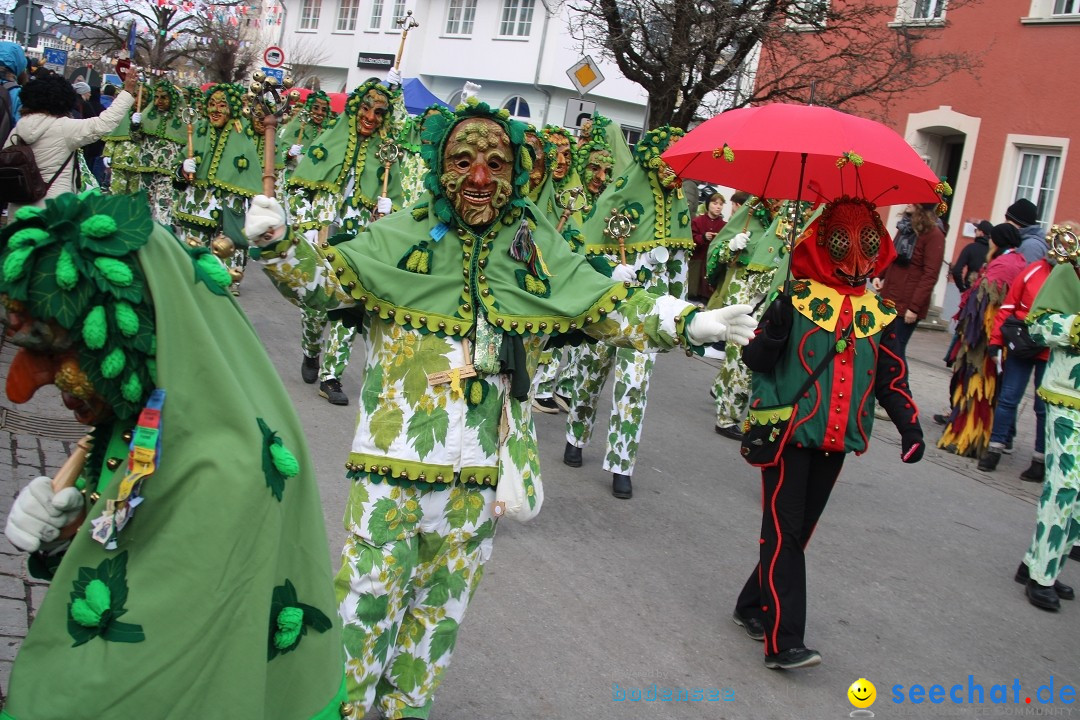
[563,442,582,468]
[1002,440,1014,455]
[318,378,349,406]
[1020,459,1045,482]
[532,397,559,414]
[731,611,765,641]
[977,449,1001,472]
[1026,580,1061,611]
[715,423,744,441]
[1071,545,1080,562]
[764,647,821,670]
[301,355,319,384]
[612,473,632,499]
[1014,562,1074,600]
[933,413,950,426]
[709,387,717,400]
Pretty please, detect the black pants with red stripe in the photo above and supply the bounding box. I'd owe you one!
[735,445,846,656]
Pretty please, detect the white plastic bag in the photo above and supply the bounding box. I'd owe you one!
[491,392,543,522]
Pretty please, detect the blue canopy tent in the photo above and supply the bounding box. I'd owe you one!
[402,77,451,115]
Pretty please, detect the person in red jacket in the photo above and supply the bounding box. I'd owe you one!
[690,192,727,300]
[978,252,1053,478]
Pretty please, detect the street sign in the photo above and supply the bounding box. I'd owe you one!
[261,66,284,82]
[43,48,67,66]
[567,56,604,96]
[564,98,596,130]
[263,46,285,68]
[357,52,395,70]
[12,2,45,47]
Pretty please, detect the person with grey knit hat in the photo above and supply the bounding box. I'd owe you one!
[1006,198,1047,263]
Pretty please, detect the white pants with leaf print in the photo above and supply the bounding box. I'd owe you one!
[336,477,497,720]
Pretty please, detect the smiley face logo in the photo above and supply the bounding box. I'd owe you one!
[848,678,876,709]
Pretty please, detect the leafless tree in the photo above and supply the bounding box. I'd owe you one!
[284,36,330,90]
[191,14,264,84]
[567,0,981,129]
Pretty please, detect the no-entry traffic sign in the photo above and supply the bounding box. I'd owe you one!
[263,46,285,68]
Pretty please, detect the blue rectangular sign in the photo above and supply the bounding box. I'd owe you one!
[261,66,284,81]
[43,48,68,66]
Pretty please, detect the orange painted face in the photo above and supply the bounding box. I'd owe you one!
[583,149,613,196]
[154,87,171,113]
[550,134,571,181]
[525,131,547,193]
[356,89,388,137]
[207,90,230,129]
[4,309,111,425]
[309,98,330,126]
[440,118,515,228]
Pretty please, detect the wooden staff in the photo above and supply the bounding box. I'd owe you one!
[376,139,402,218]
[554,186,587,234]
[261,110,278,197]
[394,11,420,70]
[51,435,93,540]
[180,106,196,181]
[603,209,635,266]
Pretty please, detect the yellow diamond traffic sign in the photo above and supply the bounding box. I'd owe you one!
[567,55,605,96]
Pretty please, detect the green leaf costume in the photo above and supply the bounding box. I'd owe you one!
[0,193,345,718]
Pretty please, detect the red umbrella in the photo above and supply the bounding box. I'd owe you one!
[662,103,943,207]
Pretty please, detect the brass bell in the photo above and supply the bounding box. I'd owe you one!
[252,70,265,83]
[264,75,278,87]
[241,106,251,118]
[282,75,294,89]
[186,238,203,248]
[243,91,257,104]
[228,267,244,283]
[249,81,262,94]
[210,234,235,258]
[288,89,300,101]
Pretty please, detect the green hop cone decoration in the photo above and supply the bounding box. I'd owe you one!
[93,258,134,287]
[101,347,126,379]
[273,606,305,650]
[269,441,300,478]
[114,302,140,337]
[70,579,111,627]
[196,252,232,289]
[81,214,118,239]
[82,305,108,349]
[56,247,79,290]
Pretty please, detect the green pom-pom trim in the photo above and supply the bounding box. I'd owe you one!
[12,206,43,221]
[2,246,33,282]
[57,247,79,290]
[269,441,300,478]
[196,252,232,289]
[70,598,103,627]
[93,258,134,287]
[82,305,108,350]
[114,302,139,337]
[273,606,304,649]
[81,214,118,239]
[101,347,126,379]
[121,373,142,403]
[9,227,49,249]
[84,579,111,616]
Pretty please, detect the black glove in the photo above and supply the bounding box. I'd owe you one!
[900,431,924,464]
[762,293,793,340]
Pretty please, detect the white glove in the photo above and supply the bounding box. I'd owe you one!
[182,157,197,174]
[461,81,482,102]
[103,157,111,167]
[611,264,637,283]
[686,304,757,346]
[377,196,393,216]
[728,232,750,251]
[131,111,142,125]
[244,194,287,245]
[385,67,402,87]
[5,476,84,553]
[288,143,303,158]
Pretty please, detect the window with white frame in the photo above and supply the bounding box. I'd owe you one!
[446,0,478,35]
[1054,0,1080,13]
[1021,0,1080,22]
[894,0,945,23]
[336,0,359,31]
[1014,149,1062,226]
[391,0,407,25]
[622,127,643,147]
[299,0,322,29]
[503,96,530,118]
[787,0,829,29]
[369,0,384,29]
[499,0,535,37]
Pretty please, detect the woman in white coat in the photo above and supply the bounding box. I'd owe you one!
[4,70,137,212]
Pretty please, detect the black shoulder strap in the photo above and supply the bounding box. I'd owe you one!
[786,323,854,406]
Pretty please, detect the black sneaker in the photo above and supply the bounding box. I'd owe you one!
[764,647,821,670]
[532,397,559,414]
[715,423,743,441]
[563,442,582,468]
[318,378,349,406]
[731,611,765,641]
[977,449,1001,472]
[301,355,319,384]
[1019,459,1045,483]
[1014,562,1074,600]
[612,473,632,499]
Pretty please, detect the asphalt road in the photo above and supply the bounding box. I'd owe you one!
[238,265,1078,720]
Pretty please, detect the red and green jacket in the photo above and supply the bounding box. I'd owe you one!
[743,278,923,454]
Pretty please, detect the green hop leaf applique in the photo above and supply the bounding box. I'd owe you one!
[790,280,812,300]
[233,155,249,171]
[854,307,876,333]
[257,417,300,501]
[267,579,332,660]
[308,144,328,163]
[67,551,145,646]
[809,297,834,322]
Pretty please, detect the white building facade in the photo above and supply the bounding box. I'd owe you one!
[281,0,650,137]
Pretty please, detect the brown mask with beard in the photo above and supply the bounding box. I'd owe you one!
[207,90,230,129]
[525,131,547,193]
[550,134,571,181]
[584,149,614,196]
[440,118,514,229]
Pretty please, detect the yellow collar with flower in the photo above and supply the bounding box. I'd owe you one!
[788,278,896,338]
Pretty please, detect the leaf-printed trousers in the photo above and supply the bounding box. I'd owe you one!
[300,305,357,382]
[336,478,497,720]
[712,268,774,426]
[564,342,656,476]
[1024,404,1080,586]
